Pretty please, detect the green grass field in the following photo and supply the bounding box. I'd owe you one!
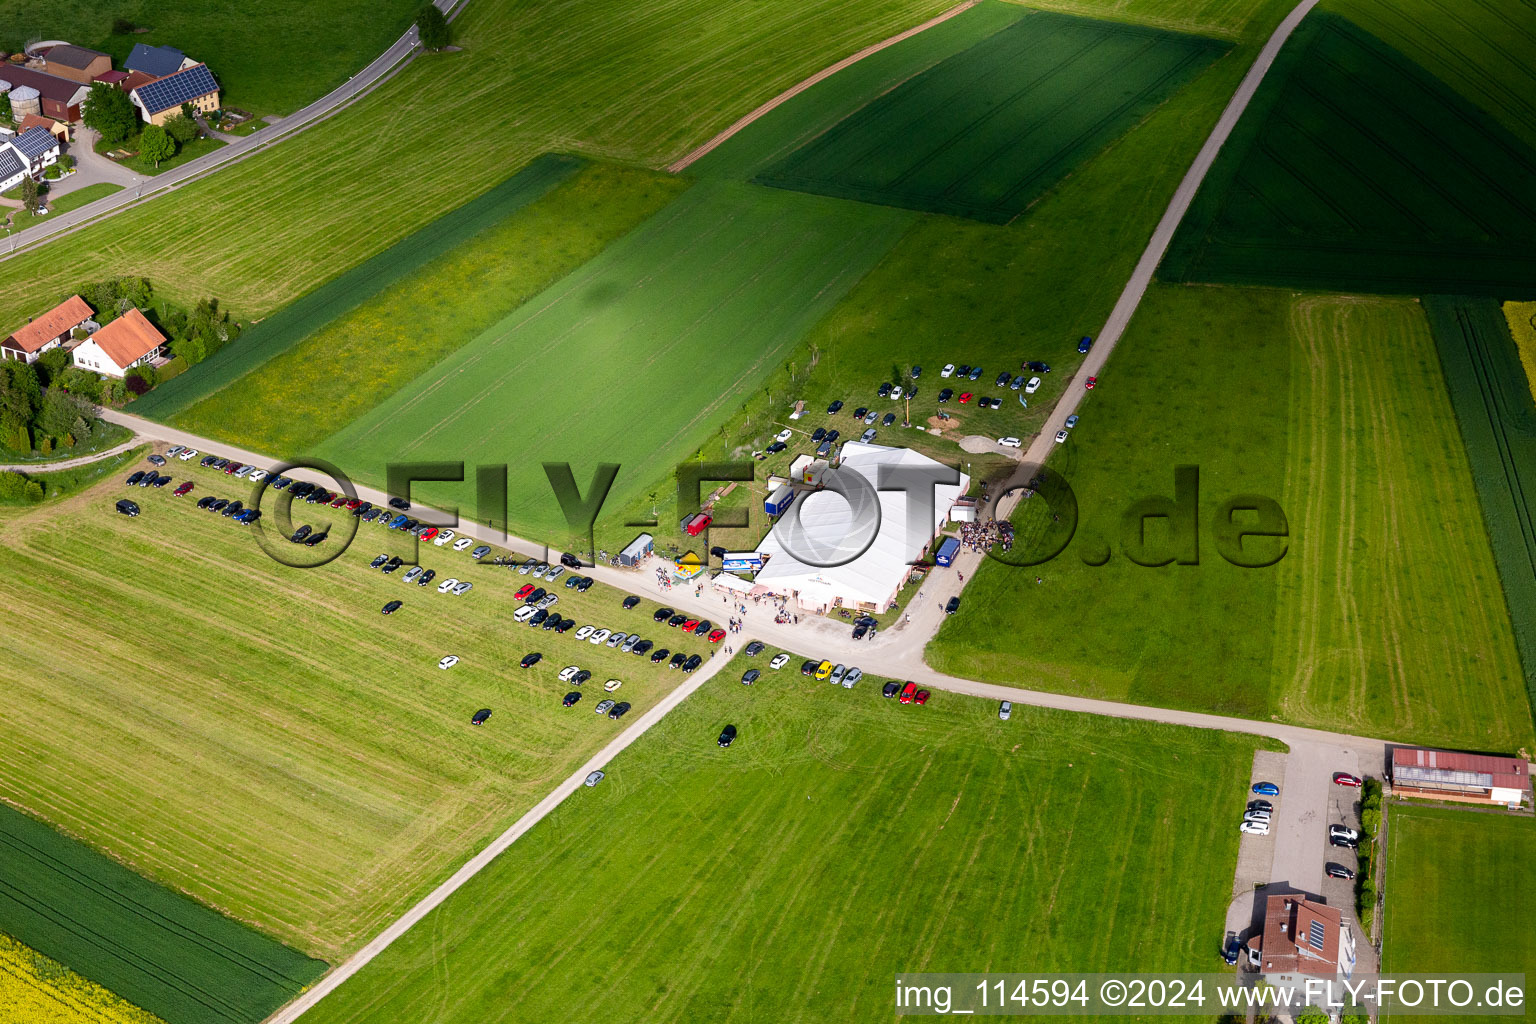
[1423,297,1536,731]
[133,154,587,420]
[0,802,325,1024]
[0,0,419,115]
[315,180,913,542]
[929,286,1533,751]
[0,458,722,960]
[0,0,953,329]
[1384,806,1534,996]
[756,11,1225,222]
[297,646,1262,1024]
[1162,13,1536,297]
[158,163,688,454]
[1008,0,1272,38]
[1325,0,1536,151]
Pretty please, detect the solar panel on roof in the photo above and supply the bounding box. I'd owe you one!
[1308,920,1325,950]
[0,148,24,182]
[12,127,55,162]
[135,64,218,115]
[1396,765,1492,788]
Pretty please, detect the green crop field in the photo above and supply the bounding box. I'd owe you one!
[1325,0,1536,151]
[929,286,1533,751]
[1423,297,1536,731]
[0,0,419,116]
[1385,806,1534,993]
[1161,13,1536,297]
[133,154,587,421]
[0,802,325,1024]
[315,181,913,543]
[1507,300,1536,403]
[297,647,1262,1024]
[158,163,688,456]
[755,11,1226,223]
[0,0,953,330]
[0,459,721,960]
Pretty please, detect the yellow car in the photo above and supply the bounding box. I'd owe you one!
[814,660,833,680]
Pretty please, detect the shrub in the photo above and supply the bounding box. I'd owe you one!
[0,470,27,500]
[37,436,52,454]
[124,374,153,397]
[157,356,188,382]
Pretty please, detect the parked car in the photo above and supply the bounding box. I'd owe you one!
[1078,335,1093,353]
[417,569,436,587]
[1240,821,1270,835]
[381,600,402,615]
[562,692,582,707]
[438,655,459,670]
[589,628,612,645]
[741,669,760,685]
[651,648,671,663]
[470,545,491,560]
[471,709,492,726]
[860,428,877,443]
[1329,824,1361,842]
[682,654,702,673]
[1248,800,1273,813]
[434,529,455,546]
[945,596,960,615]
[915,690,930,705]
[520,652,542,668]
[1085,376,1097,390]
[998,436,1021,448]
[451,581,472,596]
[115,498,140,517]
[1223,935,1242,965]
[899,682,918,704]
[669,652,687,669]
[708,629,725,643]
[882,681,900,698]
[743,641,764,657]
[1054,430,1069,444]
[173,481,194,496]
[1332,772,1363,787]
[1065,415,1079,429]
[766,441,787,454]
[1330,834,1358,849]
[1326,864,1356,880]
[769,653,790,670]
[1252,781,1280,796]
[452,537,473,552]
[941,364,955,377]
[718,725,737,747]
[827,400,843,414]
[127,471,145,486]
[575,625,595,640]
[1010,375,1025,390]
[842,668,863,688]
[958,392,972,404]
[609,702,631,720]
[437,577,460,593]
[291,524,312,543]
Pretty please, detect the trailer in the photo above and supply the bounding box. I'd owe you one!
[617,532,653,568]
[934,536,961,567]
[764,484,796,517]
[721,552,765,573]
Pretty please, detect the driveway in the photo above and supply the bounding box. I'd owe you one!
[44,126,145,201]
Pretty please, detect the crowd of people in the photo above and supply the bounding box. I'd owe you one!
[957,518,1013,554]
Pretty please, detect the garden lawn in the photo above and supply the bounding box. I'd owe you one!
[0,0,954,328]
[928,286,1533,752]
[0,0,420,116]
[163,161,686,452]
[0,459,720,960]
[756,10,1226,222]
[299,646,1263,1024]
[1384,806,1534,993]
[1161,13,1536,297]
[103,134,226,178]
[315,180,914,542]
[0,803,324,1024]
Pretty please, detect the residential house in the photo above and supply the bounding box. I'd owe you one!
[0,65,90,122]
[1251,894,1356,1008]
[0,126,62,191]
[70,308,166,377]
[39,44,112,85]
[1,295,94,364]
[124,44,193,78]
[130,63,219,126]
[1391,748,1532,808]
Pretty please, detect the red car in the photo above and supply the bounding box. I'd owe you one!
[173,481,193,496]
[958,392,973,404]
[344,498,362,511]
[708,629,725,643]
[682,619,700,632]
[1084,376,1097,390]
[515,584,535,600]
[330,495,349,508]
[223,462,242,474]
[899,682,918,704]
[914,689,930,705]
[420,527,439,542]
[1332,772,1363,787]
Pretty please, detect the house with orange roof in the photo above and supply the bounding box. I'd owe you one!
[1249,894,1356,1008]
[71,308,166,377]
[15,114,69,145]
[1,295,94,364]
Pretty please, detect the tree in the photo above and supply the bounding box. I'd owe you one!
[164,113,198,146]
[57,367,103,402]
[1295,1007,1329,1024]
[101,378,127,404]
[138,124,176,168]
[19,176,39,215]
[417,3,450,49]
[35,346,71,387]
[83,81,138,144]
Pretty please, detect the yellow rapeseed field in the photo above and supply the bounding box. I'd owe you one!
[0,933,166,1024]
[1503,300,1536,403]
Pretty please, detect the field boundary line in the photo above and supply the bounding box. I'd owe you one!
[666,0,978,173]
[264,652,732,1023]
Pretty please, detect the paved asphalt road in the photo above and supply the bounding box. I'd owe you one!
[94,0,1335,1013]
[0,0,466,261]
